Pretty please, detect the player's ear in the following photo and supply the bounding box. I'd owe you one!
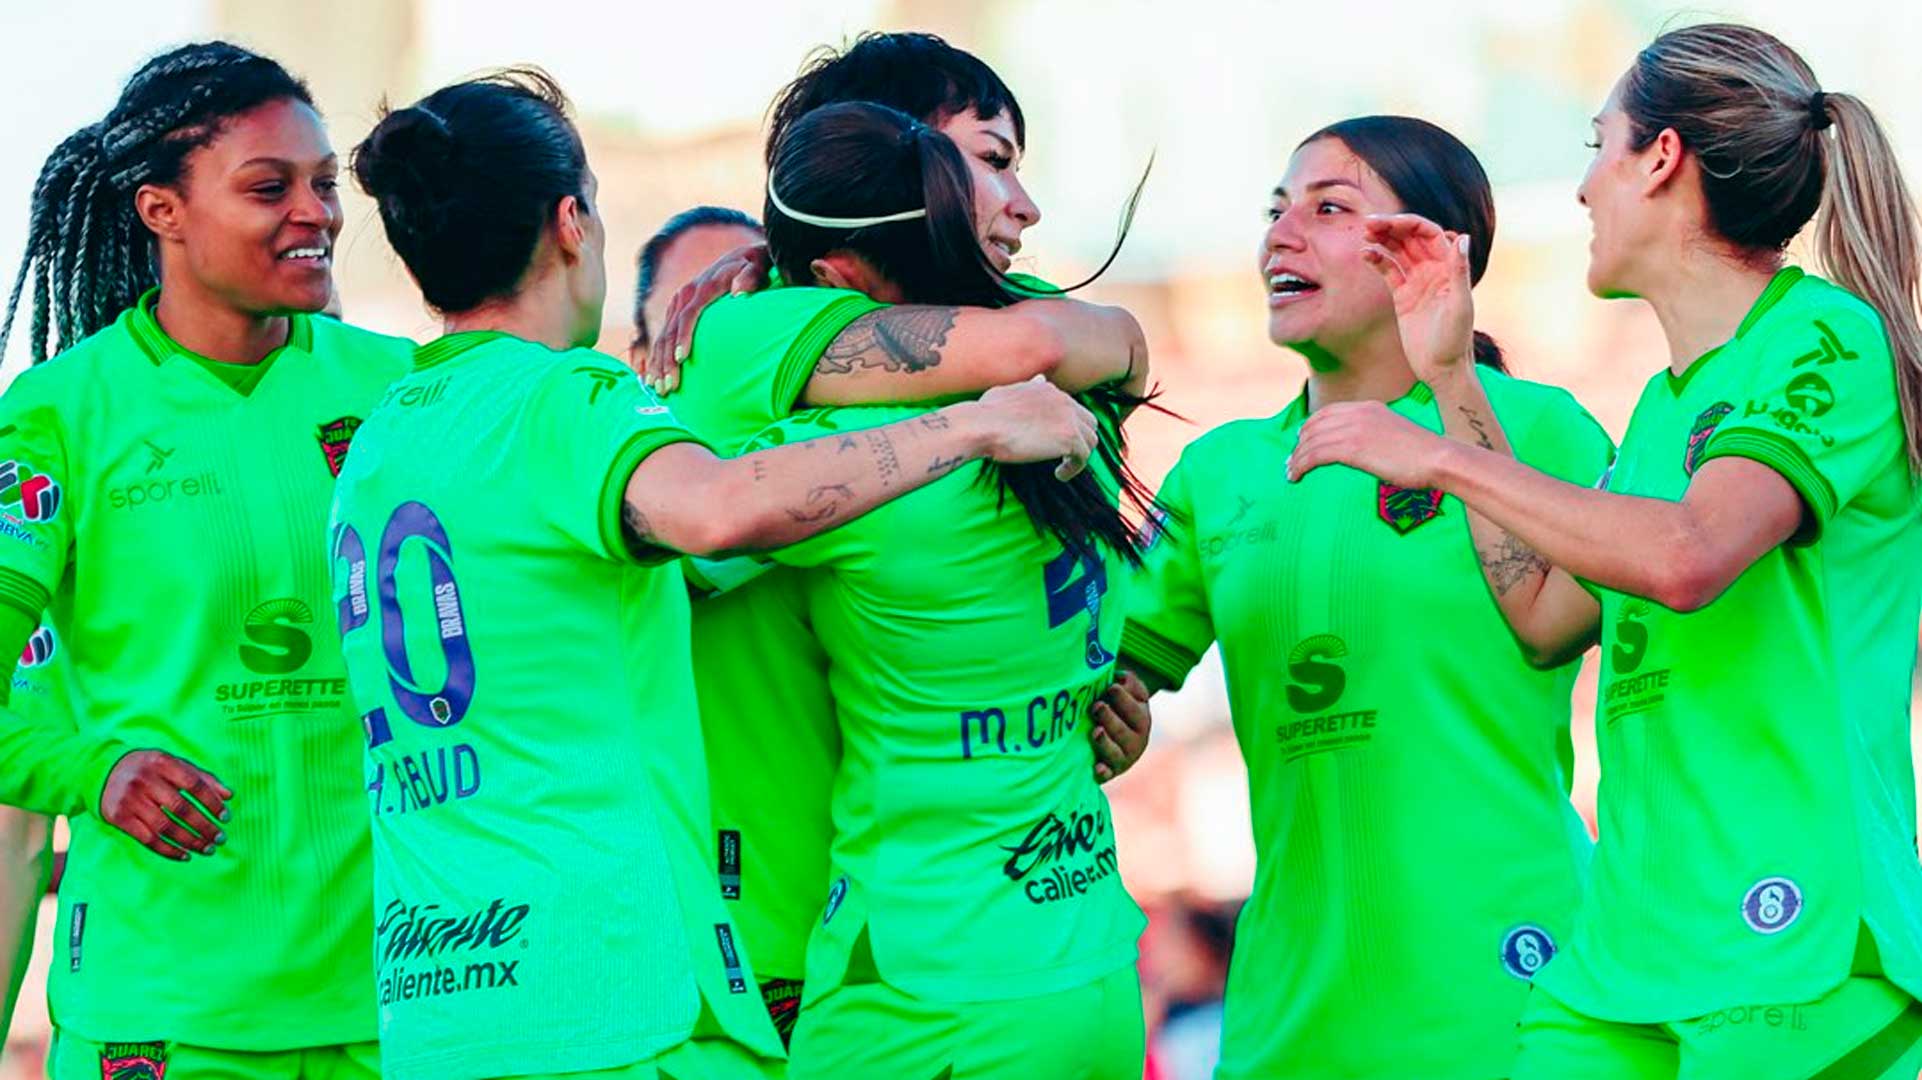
[809,257,856,290]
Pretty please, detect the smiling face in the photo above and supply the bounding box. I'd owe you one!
[937,108,1039,273]
[1259,137,1403,359]
[1576,78,1662,299]
[151,97,342,316]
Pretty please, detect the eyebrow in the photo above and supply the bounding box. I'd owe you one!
[1270,177,1364,198]
[234,154,339,170]
[983,131,1016,157]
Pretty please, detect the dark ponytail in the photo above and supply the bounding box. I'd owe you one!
[0,41,312,364]
[353,68,586,314]
[1302,115,1506,372]
[765,102,1157,564]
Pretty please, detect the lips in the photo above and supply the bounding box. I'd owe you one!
[1265,264,1321,307]
[276,242,331,270]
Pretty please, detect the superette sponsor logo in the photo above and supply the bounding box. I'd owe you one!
[1001,802,1120,906]
[1603,599,1670,723]
[213,598,347,717]
[1275,634,1379,761]
[377,897,530,1005]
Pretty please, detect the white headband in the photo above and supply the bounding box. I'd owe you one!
[767,177,927,229]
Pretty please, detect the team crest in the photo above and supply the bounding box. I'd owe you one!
[1684,402,1734,476]
[99,1041,168,1080]
[316,416,363,478]
[1377,482,1443,534]
[0,459,60,522]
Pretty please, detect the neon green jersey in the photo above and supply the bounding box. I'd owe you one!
[329,332,782,1080]
[0,292,410,1049]
[1123,370,1614,1079]
[746,404,1145,1004]
[1538,268,1922,1023]
[672,286,881,983]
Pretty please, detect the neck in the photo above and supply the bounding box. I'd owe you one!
[442,277,580,352]
[1640,245,1782,376]
[1303,331,1418,412]
[152,279,290,365]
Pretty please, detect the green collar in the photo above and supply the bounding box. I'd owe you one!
[1279,375,1434,430]
[124,287,311,397]
[1667,266,1805,396]
[414,330,514,371]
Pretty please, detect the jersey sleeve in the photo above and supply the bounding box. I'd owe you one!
[529,353,709,566]
[1698,304,1902,540]
[679,288,886,452]
[1120,456,1214,690]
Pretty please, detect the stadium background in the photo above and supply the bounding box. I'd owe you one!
[3,0,1921,1073]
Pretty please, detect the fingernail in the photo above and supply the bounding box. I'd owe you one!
[674,343,689,362]
[1458,234,1471,256]
[214,831,227,845]
[219,809,231,822]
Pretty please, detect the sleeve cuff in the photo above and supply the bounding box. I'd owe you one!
[598,428,713,566]
[0,567,51,621]
[774,295,889,415]
[1120,621,1201,692]
[1698,428,1835,543]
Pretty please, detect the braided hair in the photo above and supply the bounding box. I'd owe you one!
[0,41,313,364]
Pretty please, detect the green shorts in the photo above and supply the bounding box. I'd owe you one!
[1513,977,1922,1080]
[51,1032,378,1080]
[787,965,1143,1080]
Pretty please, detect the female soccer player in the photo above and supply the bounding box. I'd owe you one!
[1290,24,1922,1078]
[659,33,1153,1044]
[0,42,412,1079]
[625,205,762,373]
[734,100,1152,1080]
[1121,115,1612,1079]
[338,72,1097,1080]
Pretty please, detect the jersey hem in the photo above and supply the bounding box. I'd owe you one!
[874,942,1139,1006]
[1534,954,1855,1026]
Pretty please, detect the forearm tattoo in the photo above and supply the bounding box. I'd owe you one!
[1479,531,1552,597]
[1458,405,1496,451]
[817,307,957,375]
[784,484,854,524]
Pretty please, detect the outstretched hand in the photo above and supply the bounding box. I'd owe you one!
[1360,213,1476,383]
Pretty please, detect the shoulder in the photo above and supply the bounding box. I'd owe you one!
[308,315,415,365]
[745,403,927,451]
[1759,273,1890,360]
[699,286,883,338]
[2,312,138,409]
[1478,366,1604,429]
[1178,413,1291,469]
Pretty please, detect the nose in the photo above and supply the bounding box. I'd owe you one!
[1005,173,1041,229]
[291,178,341,232]
[1263,206,1304,255]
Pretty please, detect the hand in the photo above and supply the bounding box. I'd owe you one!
[1361,214,1476,384]
[98,750,232,861]
[1092,670,1152,783]
[1288,400,1454,488]
[644,243,774,395]
[967,376,1098,480]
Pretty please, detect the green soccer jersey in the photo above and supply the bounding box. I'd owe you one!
[745,404,1146,1005]
[0,292,411,1048]
[329,332,783,1080]
[1123,369,1614,1079]
[673,286,882,983]
[1537,268,1922,1023]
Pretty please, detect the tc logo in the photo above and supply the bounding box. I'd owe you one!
[239,597,315,674]
[1285,634,1348,713]
[1611,600,1651,675]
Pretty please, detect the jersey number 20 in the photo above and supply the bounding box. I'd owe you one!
[333,500,476,746]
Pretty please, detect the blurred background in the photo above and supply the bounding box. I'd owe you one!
[3,0,1921,1076]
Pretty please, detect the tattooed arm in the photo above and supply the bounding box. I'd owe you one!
[801,299,1148,407]
[621,378,1099,558]
[1427,368,1602,666]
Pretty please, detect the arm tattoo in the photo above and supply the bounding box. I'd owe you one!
[816,307,957,376]
[785,483,854,524]
[1457,405,1496,451]
[863,429,901,488]
[926,454,967,475]
[1479,531,1551,597]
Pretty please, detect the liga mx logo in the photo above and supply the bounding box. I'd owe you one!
[0,459,59,521]
[17,626,53,668]
[1500,924,1557,980]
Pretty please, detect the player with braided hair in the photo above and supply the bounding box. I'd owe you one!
[0,41,412,1080]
